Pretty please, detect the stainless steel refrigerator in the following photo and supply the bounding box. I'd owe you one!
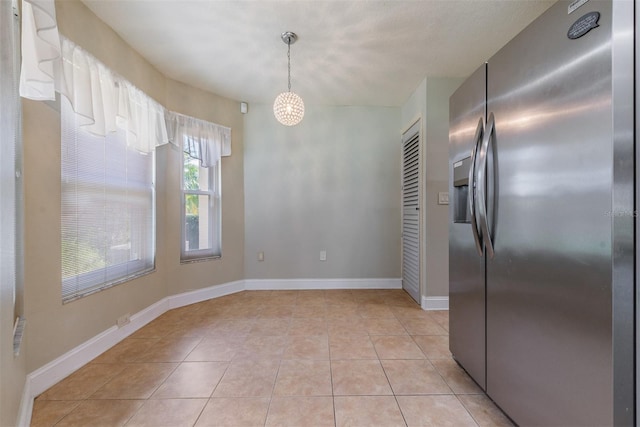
[448,1,635,425]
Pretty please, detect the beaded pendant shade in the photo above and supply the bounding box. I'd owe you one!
[273,32,304,126]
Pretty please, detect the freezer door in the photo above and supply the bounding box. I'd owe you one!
[485,0,634,425]
[448,64,486,390]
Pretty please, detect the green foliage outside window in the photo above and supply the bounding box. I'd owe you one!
[61,239,106,279]
[184,153,200,215]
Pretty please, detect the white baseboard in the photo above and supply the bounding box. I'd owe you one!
[18,277,400,426]
[167,280,245,309]
[16,381,32,427]
[27,297,168,400]
[421,296,449,311]
[245,278,402,291]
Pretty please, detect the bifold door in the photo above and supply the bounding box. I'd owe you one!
[402,121,420,303]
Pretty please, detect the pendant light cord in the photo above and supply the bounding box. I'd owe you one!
[287,40,291,91]
[274,31,304,126]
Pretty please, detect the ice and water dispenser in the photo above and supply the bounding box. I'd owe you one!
[452,156,472,223]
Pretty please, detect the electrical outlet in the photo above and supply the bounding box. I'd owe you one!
[258,251,264,261]
[117,314,131,328]
[320,250,327,261]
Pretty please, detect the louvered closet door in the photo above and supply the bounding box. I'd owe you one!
[402,121,420,303]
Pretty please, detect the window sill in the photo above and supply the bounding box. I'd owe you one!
[63,267,157,304]
[180,255,221,265]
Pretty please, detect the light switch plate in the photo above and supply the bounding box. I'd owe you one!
[438,192,449,205]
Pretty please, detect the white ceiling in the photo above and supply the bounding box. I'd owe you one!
[81,0,555,107]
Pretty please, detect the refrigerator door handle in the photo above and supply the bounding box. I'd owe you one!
[468,117,484,256]
[478,113,495,259]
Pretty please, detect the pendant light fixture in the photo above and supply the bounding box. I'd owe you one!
[273,31,304,126]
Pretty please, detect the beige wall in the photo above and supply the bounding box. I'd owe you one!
[401,77,464,299]
[56,0,166,102]
[23,96,169,370]
[244,104,401,279]
[0,6,28,423]
[164,80,245,293]
[0,296,27,427]
[424,77,464,297]
[16,4,244,424]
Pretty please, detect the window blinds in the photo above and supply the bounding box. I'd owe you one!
[61,97,155,302]
[19,1,233,300]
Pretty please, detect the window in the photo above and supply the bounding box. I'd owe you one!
[61,96,155,302]
[167,111,228,262]
[181,143,221,261]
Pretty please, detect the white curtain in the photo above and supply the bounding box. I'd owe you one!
[19,0,169,153]
[167,111,231,168]
[58,38,168,153]
[19,0,60,101]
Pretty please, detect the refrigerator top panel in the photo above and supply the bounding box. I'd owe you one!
[484,0,634,425]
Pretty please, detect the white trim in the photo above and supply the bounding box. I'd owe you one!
[16,381,32,427]
[24,281,245,401]
[27,298,168,399]
[401,115,421,136]
[167,280,244,309]
[421,296,449,311]
[244,278,402,291]
[16,277,401,426]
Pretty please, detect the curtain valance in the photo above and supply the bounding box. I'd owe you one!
[19,0,60,101]
[19,0,232,157]
[167,111,231,168]
[19,0,169,153]
[58,38,168,153]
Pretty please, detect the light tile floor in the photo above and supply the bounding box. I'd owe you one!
[31,289,514,427]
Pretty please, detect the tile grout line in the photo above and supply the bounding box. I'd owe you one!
[36,290,505,427]
[384,300,411,427]
[263,358,284,427]
[454,394,482,427]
